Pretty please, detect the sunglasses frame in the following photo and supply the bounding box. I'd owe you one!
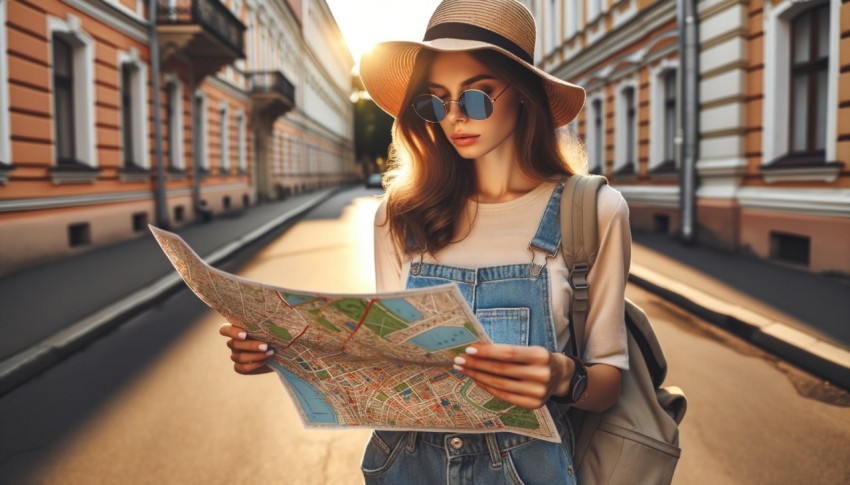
[411,83,512,123]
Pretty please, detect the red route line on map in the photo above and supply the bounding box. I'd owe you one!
[341,298,378,350]
[275,291,293,309]
[281,324,310,349]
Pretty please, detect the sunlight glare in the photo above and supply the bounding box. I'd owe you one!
[326,0,442,71]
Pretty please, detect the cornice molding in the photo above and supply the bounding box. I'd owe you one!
[549,0,677,81]
[62,0,148,43]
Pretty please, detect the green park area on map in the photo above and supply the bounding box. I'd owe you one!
[150,226,561,443]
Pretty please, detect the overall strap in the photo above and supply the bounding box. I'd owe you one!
[560,174,608,357]
[527,178,567,276]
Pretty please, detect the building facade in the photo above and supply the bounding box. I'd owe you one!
[522,0,849,274]
[0,0,355,276]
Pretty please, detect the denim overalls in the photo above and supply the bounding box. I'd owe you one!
[361,180,577,485]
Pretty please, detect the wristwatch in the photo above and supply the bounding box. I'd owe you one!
[552,355,588,404]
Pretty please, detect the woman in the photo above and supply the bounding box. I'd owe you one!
[220,1,630,483]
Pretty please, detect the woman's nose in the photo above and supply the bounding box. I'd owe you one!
[444,100,467,123]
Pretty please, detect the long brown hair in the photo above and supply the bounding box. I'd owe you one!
[383,49,586,256]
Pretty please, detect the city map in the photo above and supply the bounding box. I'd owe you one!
[150,226,560,442]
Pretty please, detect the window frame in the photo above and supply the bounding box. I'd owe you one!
[48,14,97,169]
[0,0,11,173]
[117,48,150,171]
[235,109,247,174]
[761,0,839,183]
[219,101,230,175]
[164,74,185,171]
[586,92,606,175]
[649,61,679,173]
[614,79,639,176]
[788,4,829,157]
[194,89,209,172]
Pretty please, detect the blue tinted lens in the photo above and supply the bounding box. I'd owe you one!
[413,95,446,122]
[459,90,493,120]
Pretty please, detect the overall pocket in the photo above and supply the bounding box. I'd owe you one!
[475,307,530,346]
[360,431,409,478]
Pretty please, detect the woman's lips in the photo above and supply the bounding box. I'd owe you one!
[451,134,480,147]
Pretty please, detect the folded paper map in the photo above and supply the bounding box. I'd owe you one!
[149,226,560,442]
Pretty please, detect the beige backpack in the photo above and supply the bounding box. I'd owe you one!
[559,175,687,485]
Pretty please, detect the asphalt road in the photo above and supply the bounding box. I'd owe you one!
[1,187,848,484]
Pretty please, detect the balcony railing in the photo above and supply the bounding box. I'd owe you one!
[249,71,296,103]
[158,0,245,58]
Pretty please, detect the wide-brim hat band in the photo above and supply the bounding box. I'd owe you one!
[359,0,586,128]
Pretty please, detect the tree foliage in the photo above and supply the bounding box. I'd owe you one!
[353,96,394,169]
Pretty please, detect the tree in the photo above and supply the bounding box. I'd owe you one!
[352,75,394,174]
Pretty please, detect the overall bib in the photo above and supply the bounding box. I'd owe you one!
[361,180,577,485]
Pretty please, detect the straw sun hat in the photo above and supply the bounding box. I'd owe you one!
[359,0,586,128]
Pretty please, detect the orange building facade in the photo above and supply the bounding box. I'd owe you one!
[0,0,356,276]
[523,0,849,274]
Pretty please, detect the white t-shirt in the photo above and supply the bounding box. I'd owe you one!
[374,181,630,370]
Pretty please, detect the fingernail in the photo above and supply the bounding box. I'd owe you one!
[465,347,478,355]
[453,364,465,372]
[265,349,275,356]
[238,331,247,340]
[454,356,466,366]
[258,343,268,351]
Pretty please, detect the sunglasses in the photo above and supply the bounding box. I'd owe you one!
[411,84,512,123]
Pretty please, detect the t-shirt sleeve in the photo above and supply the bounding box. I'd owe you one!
[582,186,631,370]
[373,200,404,293]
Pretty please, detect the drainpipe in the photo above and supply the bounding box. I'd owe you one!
[677,0,699,244]
[149,0,169,228]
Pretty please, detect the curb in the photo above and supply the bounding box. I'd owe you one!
[0,188,342,396]
[629,264,850,391]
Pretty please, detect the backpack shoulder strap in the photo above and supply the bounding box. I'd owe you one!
[560,174,609,356]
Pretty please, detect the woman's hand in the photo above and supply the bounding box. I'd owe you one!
[453,343,573,409]
[219,323,275,375]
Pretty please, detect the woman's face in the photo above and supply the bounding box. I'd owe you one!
[425,52,521,161]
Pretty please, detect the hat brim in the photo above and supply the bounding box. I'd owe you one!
[360,38,585,128]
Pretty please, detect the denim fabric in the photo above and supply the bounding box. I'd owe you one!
[362,179,578,484]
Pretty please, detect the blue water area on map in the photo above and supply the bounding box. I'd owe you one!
[408,327,477,352]
[270,362,339,424]
[380,299,422,322]
[279,292,314,306]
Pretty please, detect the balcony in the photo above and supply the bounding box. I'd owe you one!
[157,0,245,79]
[249,71,296,123]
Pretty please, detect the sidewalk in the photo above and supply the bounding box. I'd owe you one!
[0,188,342,395]
[630,231,850,390]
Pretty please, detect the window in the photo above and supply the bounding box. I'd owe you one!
[590,98,604,174]
[546,0,558,54]
[117,49,149,175]
[588,0,604,22]
[614,82,638,176]
[236,111,247,173]
[53,37,76,164]
[120,64,137,168]
[762,0,838,181]
[789,4,829,156]
[621,87,636,171]
[68,222,91,247]
[565,0,581,39]
[663,71,676,163]
[0,0,11,172]
[48,15,96,171]
[219,102,229,175]
[650,66,678,172]
[194,90,209,171]
[165,76,184,170]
